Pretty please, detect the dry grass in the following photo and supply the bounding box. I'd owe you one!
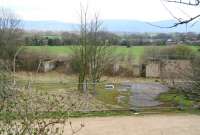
[101,76,160,84]
[15,71,77,83]
[15,71,159,84]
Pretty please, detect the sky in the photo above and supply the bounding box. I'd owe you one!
[0,0,200,23]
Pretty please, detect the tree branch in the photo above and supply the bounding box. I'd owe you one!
[149,0,200,28]
[165,0,200,6]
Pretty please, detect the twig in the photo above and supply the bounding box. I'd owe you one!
[165,0,200,6]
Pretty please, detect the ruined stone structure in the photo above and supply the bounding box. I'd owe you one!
[146,60,161,78]
[145,59,192,78]
[41,60,57,72]
[161,60,192,79]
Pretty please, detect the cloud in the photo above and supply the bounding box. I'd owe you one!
[1,0,199,23]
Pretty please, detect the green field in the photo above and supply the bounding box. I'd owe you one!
[25,45,199,63]
[25,46,73,56]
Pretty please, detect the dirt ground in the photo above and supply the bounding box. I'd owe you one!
[64,114,200,135]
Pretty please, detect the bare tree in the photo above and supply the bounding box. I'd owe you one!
[0,80,85,135]
[166,0,200,6]
[0,7,85,135]
[188,55,200,97]
[75,5,89,91]
[0,8,23,63]
[73,6,112,92]
[162,0,200,27]
[0,56,85,135]
[177,55,200,100]
[87,15,112,94]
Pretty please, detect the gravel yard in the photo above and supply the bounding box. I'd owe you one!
[64,114,200,135]
[120,82,169,107]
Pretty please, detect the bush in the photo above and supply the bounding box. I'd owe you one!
[0,61,13,110]
[16,52,52,72]
[163,46,194,59]
[17,53,41,71]
[141,46,195,63]
[69,54,81,73]
[188,55,200,99]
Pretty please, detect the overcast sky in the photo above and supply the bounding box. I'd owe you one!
[0,0,200,23]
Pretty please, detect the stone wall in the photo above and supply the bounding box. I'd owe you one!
[42,61,56,72]
[105,63,141,77]
[146,60,191,78]
[161,60,192,79]
[146,61,161,78]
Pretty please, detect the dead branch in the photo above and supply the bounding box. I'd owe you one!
[165,0,200,6]
[148,0,200,28]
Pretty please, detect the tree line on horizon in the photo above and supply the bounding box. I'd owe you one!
[23,31,200,46]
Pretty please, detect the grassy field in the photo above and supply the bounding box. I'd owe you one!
[25,45,199,63]
[24,46,73,56]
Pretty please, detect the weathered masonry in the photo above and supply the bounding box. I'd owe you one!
[145,59,192,78]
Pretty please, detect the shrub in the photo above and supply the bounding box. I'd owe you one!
[17,53,41,71]
[162,46,194,59]
[141,46,195,63]
[69,54,82,74]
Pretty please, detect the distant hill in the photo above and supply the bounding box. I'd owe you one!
[22,20,78,31]
[22,20,200,33]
